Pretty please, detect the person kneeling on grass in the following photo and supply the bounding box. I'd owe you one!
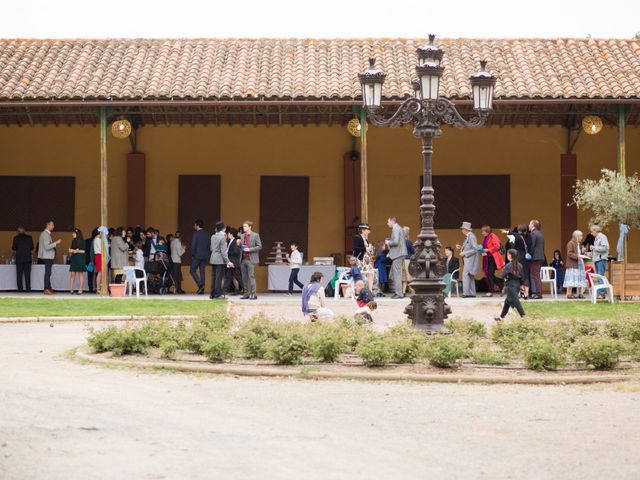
[495,249,526,322]
[302,272,334,321]
[355,301,377,323]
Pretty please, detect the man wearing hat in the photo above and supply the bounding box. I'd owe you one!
[352,224,372,261]
[456,221,481,298]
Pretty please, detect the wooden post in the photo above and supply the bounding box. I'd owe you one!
[617,105,628,263]
[359,108,368,224]
[99,107,109,295]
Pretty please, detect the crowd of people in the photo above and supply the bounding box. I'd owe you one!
[10,215,613,323]
[10,219,263,299]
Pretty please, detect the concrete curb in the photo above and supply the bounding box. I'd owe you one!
[74,350,635,385]
[0,314,199,324]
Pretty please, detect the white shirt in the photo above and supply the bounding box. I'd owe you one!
[93,236,102,255]
[170,238,186,263]
[289,250,303,269]
[134,249,144,268]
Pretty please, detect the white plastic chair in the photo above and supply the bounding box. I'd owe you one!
[334,267,354,299]
[448,269,460,298]
[587,273,614,304]
[123,266,148,297]
[540,266,557,299]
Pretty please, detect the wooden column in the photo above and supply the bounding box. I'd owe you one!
[127,152,146,227]
[343,151,361,258]
[560,153,577,246]
[99,107,109,295]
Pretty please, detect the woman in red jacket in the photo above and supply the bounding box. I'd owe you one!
[481,225,505,297]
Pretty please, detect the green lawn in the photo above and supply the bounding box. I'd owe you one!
[0,298,224,318]
[526,301,640,321]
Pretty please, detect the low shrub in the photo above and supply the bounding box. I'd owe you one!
[87,326,120,353]
[267,331,307,365]
[571,336,625,370]
[199,311,232,332]
[384,324,427,364]
[603,319,627,339]
[336,316,370,353]
[309,326,346,363]
[491,318,546,353]
[445,318,487,338]
[424,335,470,368]
[624,319,640,343]
[356,334,391,367]
[160,339,179,359]
[201,333,234,363]
[471,345,510,366]
[523,339,564,371]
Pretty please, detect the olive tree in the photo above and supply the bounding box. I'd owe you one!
[573,169,640,229]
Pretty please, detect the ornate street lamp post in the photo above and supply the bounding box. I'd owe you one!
[358,34,496,330]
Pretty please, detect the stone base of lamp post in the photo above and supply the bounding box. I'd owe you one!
[404,279,451,331]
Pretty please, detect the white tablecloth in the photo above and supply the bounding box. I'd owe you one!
[267,265,336,291]
[0,264,89,291]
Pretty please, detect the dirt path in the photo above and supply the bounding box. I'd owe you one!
[1,321,639,480]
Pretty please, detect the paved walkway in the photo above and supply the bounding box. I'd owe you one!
[1,321,639,479]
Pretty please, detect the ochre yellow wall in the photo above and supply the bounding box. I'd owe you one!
[0,122,638,291]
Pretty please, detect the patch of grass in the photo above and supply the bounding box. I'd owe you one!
[0,298,224,318]
[525,302,639,321]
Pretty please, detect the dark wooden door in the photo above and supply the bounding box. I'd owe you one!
[178,175,221,264]
[259,176,309,265]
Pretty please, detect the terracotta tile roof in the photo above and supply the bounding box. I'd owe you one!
[0,38,638,102]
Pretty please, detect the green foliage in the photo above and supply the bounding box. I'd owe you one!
[424,335,471,368]
[445,318,487,338]
[309,325,346,363]
[235,315,282,359]
[356,334,391,367]
[87,326,120,353]
[201,333,234,363]
[88,326,152,356]
[573,169,640,228]
[198,311,232,332]
[267,331,307,365]
[471,344,510,366]
[523,339,565,371]
[336,316,370,353]
[160,339,179,359]
[491,318,546,353]
[384,323,427,364]
[571,336,625,370]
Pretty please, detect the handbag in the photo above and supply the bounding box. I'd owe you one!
[87,262,95,272]
[520,235,532,261]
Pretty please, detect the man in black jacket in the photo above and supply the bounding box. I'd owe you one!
[12,226,34,292]
[224,227,243,295]
[190,219,210,294]
[528,219,546,299]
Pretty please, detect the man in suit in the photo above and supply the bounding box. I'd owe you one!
[12,226,34,292]
[352,224,372,261]
[190,219,210,294]
[37,220,62,295]
[386,217,408,299]
[209,221,231,299]
[456,221,481,298]
[240,220,262,300]
[528,219,545,299]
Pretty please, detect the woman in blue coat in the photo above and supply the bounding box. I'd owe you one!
[374,241,389,294]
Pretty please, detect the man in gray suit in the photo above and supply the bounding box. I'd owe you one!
[386,216,408,299]
[210,221,231,299]
[456,221,481,298]
[240,220,262,300]
[37,220,61,295]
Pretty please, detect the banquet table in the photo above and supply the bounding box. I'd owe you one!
[267,264,335,291]
[0,264,88,291]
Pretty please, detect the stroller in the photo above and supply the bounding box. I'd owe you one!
[144,252,175,294]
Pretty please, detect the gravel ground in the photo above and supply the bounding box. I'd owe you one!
[1,321,639,480]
